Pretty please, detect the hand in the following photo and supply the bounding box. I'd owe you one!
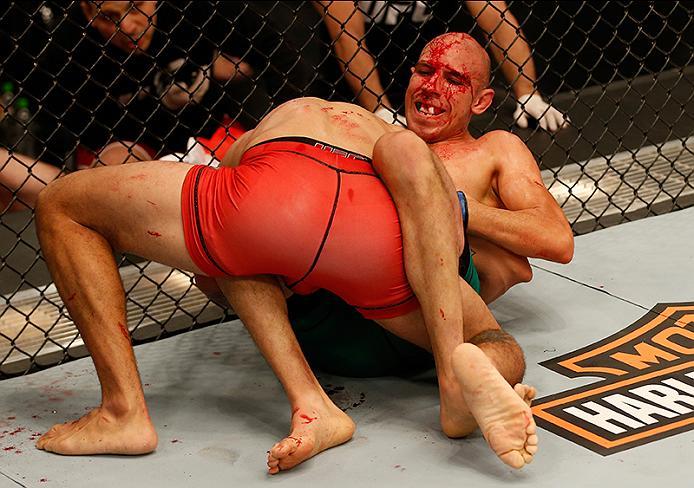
[513,93,570,132]
[375,106,407,127]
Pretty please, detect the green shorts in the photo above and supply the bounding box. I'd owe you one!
[289,254,481,377]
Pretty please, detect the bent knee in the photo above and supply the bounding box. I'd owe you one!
[373,130,436,186]
[35,172,82,225]
[35,179,63,219]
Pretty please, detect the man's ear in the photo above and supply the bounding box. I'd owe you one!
[471,88,495,115]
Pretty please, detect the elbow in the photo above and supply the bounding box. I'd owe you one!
[533,227,574,264]
[546,231,574,264]
[516,259,533,283]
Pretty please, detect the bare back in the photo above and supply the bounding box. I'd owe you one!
[226,98,401,165]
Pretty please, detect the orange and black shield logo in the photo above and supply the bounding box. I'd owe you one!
[532,302,694,455]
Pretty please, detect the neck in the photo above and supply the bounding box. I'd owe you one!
[431,130,475,147]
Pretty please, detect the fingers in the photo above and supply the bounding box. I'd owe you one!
[541,106,568,132]
[515,94,570,132]
[514,108,530,129]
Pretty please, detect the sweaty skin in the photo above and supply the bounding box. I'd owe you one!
[35,95,538,471]
[405,33,573,303]
[224,98,540,469]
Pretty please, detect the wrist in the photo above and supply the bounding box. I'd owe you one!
[513,81,536,101]
[516,92,539,104]
[465,198,484,236]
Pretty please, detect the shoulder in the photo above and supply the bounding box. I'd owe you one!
[479,130,527,149]
[479,130,535,167]
[478,130,539,175]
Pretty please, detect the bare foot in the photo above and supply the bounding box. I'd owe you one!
[36,407,158,455]
[451,343,538,469]
[439,382,536,437]
[267,400,355,474]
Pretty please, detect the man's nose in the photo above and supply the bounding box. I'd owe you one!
[421,73,443,93]
[120,12,145,36]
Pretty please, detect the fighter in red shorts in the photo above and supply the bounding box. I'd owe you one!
[182,137,417,319]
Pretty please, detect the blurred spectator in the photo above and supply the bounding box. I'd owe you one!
[0,1,251,211]
[317,0,569,132]
[215,1,338,123]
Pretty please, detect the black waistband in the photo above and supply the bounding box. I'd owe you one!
[249,136,372,162]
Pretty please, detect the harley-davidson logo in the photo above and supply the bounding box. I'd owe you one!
[532,302,694,455]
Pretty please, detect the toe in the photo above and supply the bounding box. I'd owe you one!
[270,439,295,460]
[521,449,533,464]
[500,450,525,469]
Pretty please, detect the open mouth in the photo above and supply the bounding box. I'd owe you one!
[414,101,445,117]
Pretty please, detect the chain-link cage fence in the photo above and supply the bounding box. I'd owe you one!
[1,1,692,378]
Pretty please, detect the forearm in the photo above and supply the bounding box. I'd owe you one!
[468,200,573,263]
[334,40,390,111]
[315,0,390,111]
[469,1,536,98]
[488,30,536,99]
[470,237,533,303]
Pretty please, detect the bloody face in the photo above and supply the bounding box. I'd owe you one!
[82,1,157,54]
[405,34,483,143]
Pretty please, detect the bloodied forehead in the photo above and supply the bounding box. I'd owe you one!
[419,33,491,90]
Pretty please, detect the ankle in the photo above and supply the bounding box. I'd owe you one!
[101,396,148,419]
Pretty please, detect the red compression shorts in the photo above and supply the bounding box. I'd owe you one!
[180,136,418,320]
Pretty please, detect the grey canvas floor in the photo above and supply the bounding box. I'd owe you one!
[1,208,693,487]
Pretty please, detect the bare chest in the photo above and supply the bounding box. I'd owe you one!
[434,144,502,208]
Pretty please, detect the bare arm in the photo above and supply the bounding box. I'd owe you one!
[467,132,574,263]
[313,1,391,111]
[470,236,532,304]
[465,0,536,99]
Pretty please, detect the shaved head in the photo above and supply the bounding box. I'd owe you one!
[405,32,495,142]
[421,33,491,95]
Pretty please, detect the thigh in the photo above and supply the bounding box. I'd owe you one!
[50,160,203,274]
[376,277,502,352]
